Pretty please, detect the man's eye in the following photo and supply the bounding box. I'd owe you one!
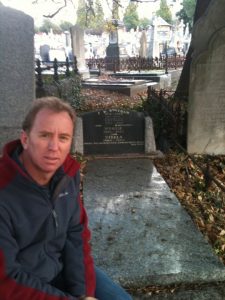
[60,136,70,142]
[40,133,49,138]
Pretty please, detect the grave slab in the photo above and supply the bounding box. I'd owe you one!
[83,158,225,296]
[82,78,158,96]
[112,71,172,89]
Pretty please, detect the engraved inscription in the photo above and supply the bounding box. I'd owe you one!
[82,109,145,155]
[194,92,225,131]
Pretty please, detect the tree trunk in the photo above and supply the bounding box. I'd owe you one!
[175,0,212,100]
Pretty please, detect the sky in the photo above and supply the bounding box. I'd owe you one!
[1,0,78,26]
[1,0,164,27]
[1,0,152,27]
[1,0,128,26]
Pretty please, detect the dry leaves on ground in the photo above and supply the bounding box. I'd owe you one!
[81,86,145,111]
[154,151,225,265]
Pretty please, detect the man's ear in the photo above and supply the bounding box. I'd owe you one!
[20,130,29,150]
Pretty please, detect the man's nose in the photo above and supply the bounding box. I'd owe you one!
[48,137,59,150]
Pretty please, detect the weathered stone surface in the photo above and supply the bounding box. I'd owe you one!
[83,159,225,294]
[0,6,34,151]
[191,1,225,58]
[70,25,90,79]
[188,1,225,154]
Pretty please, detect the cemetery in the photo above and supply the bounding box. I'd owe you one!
[0,0,225,299]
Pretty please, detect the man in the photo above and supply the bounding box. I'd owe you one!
[0,97,132,300]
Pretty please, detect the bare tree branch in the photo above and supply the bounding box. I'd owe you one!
[51,0,63,3]
[113,0,122,8]
[42,0,67,18]
[105,0,123,18]
[86,0,95,16]
[32,0,123,20]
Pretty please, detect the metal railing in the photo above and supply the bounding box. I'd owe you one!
[86,55,186,74]
[145,87,188,151]
[35,56,79,88]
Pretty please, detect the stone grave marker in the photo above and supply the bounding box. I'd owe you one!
[139,29,147,58]
[76,109,156,156]
[0,6,34,152]
[188,1,225,154]
[70,25,90,79]
[40,44,50,61]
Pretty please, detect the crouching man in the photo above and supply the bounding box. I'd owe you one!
[0,96,132,300]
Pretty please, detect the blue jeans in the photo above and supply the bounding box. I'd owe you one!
[95,267,133,300]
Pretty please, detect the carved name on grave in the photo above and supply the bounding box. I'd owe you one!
[82,109,145,155]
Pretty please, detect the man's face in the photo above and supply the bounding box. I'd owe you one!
[20,108,74,184]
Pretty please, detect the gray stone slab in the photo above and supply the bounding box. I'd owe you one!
[191,0,225,58]
[82,79,154,96]
[70,25,90,79]
[83,159,225,290]
[0,6,34,151]
[112,72,172,89]
[188,1,225,155]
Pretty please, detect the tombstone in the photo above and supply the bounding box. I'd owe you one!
[0,6,34,152]
[40,44,50,61]
[188,0,225,155]
[139,30,147,58]
[105,20,127,71]
[73,109,156,156]
[70,25,90,79]
[105,21,120,71]
[148,17,160,58]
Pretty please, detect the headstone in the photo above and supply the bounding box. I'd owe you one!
[105,20,128,71]
[109,30,118,45]
[150,17,160,58]
[77,109,156,156]
[73,117,83,155]
[105,26,120,71]
[40,44,50,61]
[0,6,34,152]
[188,0,225,154]
[139,30,147,58]
[70,25,90,79]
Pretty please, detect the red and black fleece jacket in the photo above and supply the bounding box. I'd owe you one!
[0,140,96,300]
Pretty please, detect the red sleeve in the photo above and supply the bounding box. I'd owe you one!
[79,194,96,296]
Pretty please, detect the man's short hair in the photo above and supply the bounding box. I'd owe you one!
[22,97,76,132]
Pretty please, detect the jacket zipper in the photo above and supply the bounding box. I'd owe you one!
[52,209,59,229]
[36,188,59,232]
[50,175,70,232]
